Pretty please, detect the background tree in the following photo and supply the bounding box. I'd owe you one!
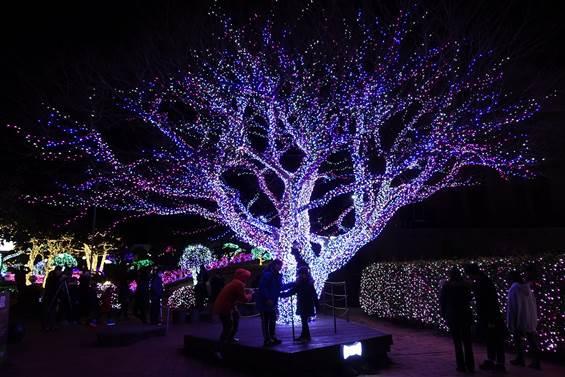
[179,244,214,284]
[10,6,546,319]
[82,232,119,273]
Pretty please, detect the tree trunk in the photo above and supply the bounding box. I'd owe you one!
[276,256,329,324]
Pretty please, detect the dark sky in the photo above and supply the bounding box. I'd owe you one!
[0,0,564,244]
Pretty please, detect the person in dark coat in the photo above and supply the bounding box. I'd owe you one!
[213,268,252,342]
[42,266,62,330]
[78,270,92,323]
[464,263,506,372]
[134,268,151,323]
[14,266,27,296]
[150,269,164,325]
[24,275,43,319]
[286,266,319,343]
[440,267,475,373]
[255,259,293,346]
[195,264,210,310]
[209,271,225,303]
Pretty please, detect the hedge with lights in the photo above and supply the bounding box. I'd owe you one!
[360,254,564,353]
[167,284,196,311]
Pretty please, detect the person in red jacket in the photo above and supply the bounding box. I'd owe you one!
[213,268,252,343]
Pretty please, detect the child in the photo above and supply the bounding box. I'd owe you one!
[287,266,319,343]
[213,268,252,343]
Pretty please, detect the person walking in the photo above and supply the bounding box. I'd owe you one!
[506,270,541,369]
[440,267,475,373]
[464,263,506,372]
[286,266,319,343]
[213,268,252,343]
[150,269,164,325]
[255,259,293,346]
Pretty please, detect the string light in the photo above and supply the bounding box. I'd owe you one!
[167,285,196,310]
[97,281,121,310]
[53,253,77,269]
[10,9,544,322]
[360,254,565,353]
[133,259,154,269]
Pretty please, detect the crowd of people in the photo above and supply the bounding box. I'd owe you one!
[440,263,541,373]
[7,256,545,369]
[14,265,167,331]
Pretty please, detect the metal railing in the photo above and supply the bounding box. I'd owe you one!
[321,281,349,333]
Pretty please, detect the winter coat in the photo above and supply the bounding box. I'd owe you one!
[150,274,164,298]
[506,282,538,333]
[473,274,502,324]
[287,279,319,316]
[255,269,293,312]
[213,269,251,316]
[44,270,60,301]
[439,279,473,327]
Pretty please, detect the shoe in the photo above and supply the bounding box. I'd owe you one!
[479,360,495,370]
[528,361,541,370]
[106,320,116,326]
[494,364,506,373]
[271,337,282,345]
[456,367,466,373]
[510,358,525,367]
[227,338,239,344]
[263,339,275,347]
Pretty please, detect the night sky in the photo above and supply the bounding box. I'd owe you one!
[1,0,564,248]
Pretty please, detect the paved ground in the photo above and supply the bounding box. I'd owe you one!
[1,312,563,377]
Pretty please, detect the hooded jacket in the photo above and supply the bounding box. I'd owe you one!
[255,265,293,312]
[506,282,538,333]
[213,269,251,316]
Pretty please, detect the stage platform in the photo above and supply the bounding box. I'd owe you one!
[184,315,392,375]
[96,323,166,346]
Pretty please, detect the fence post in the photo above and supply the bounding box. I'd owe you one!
[0,292,9,365]
[331,283,337,334]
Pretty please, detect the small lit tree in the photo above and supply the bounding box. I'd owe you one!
[179,244,214,284]
[82,232,119,273]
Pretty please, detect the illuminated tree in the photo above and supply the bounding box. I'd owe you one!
[251,247,273,266]
[82,232,118,273]
[22,236,78,285]
[11,9,543,318]
[222,242,245,258]
[179,244,214,284]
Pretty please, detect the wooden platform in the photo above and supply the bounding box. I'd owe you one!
[96,323,166,346]
[184,315,392,375]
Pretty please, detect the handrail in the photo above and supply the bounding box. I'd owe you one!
[322,280,350,333]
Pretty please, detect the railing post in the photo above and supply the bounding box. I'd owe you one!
[291,295,295,340]
[331,283,336,334]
